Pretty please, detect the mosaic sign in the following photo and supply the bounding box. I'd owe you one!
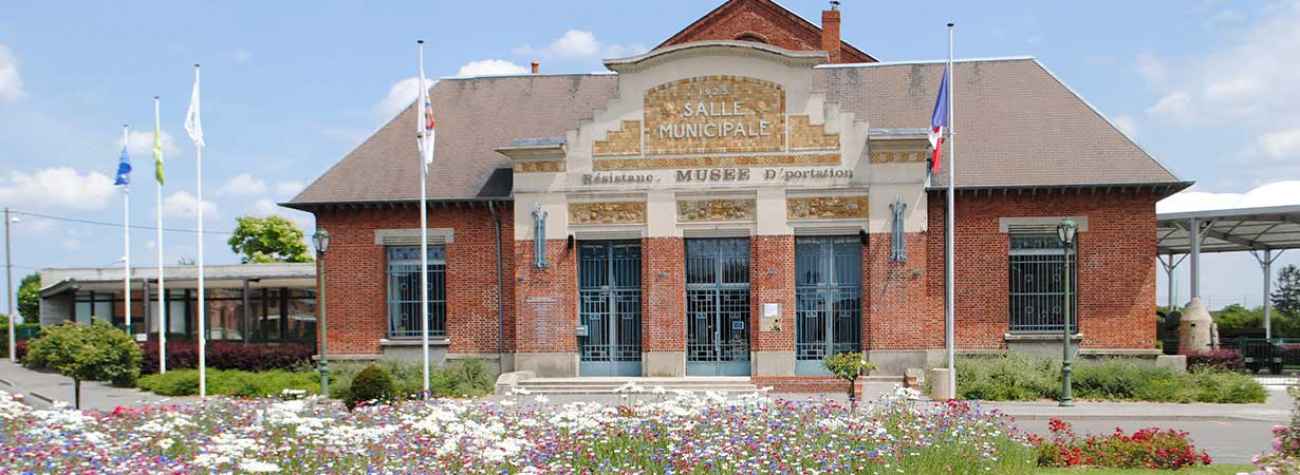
[643,76,785,155]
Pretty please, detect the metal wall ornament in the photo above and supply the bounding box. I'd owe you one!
[532,203,548,268]
[889,196,908,262]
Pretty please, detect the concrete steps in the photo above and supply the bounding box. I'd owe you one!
[513,376,759,395]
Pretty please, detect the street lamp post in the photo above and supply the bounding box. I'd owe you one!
[1057,218,1078,407]
[312,228,331,396]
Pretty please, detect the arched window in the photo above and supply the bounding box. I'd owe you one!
[734,32,769,44]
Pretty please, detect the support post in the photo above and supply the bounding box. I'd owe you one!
[1252,249,1284,340]
[5,207,14,363]
[1188,218,1201,301]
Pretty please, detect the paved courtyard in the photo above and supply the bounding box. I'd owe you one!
[0,360,178,411]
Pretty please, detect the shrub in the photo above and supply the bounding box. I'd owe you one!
[1035,418,1212,469]
[956,355,1266,403]
[824,352,875,407]
[137,368,319,397]
[346,365,395,410]
[1186,348,1245,371]
[1254,386,1300,472]
[22,322,142,407]
[140,340,313,374]
[329,359,496,400]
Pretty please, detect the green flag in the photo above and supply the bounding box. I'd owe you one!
[153,98,164,185]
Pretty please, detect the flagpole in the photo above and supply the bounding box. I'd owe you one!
[944,22,958,396]
[192,64,207,399]
[417,40,431,396]
[123,125,132,339]
[155,96,167,374]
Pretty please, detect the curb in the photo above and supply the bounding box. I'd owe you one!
[1003,413,1285,423]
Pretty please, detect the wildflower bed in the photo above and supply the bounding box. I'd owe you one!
[0,388,1037,474]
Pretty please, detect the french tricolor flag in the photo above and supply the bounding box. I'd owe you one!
[928,66,950,175]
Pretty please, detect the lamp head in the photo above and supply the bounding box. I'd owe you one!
[312,228,331,254]
[1057,218,1078,245]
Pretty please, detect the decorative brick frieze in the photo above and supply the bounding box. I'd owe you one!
[869,150,927,163]
[677,199,756,222]
[513,160,566,173]
[787,196,869,220]
[592,120,642,157]
[644,76,787,155]
[594,153,839,171]
[568,201,647,225]
[787,115,840,151]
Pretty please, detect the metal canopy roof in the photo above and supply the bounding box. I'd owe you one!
[1157,205,1300,255]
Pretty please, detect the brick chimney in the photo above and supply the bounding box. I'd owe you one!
[531,61,540,74]
[821,1,842,63]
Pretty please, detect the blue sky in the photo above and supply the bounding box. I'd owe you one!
[0,0,1297,314]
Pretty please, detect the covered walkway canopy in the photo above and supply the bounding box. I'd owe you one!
[1156,205,1300,338]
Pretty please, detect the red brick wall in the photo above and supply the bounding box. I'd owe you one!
[513,239,578,353]
[750,235,795,352]
[926,190,1160,350]
[642,237,685,352]
[313,204,514,356]
[660,0,872,64]
[865,233,943,350]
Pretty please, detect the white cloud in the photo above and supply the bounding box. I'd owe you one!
[250,198,280,216]
[1112,114,1138,138]
[456,59,529,77]
[121,129,179,158]
[1256,128,1300,160]
[161,190,218,220]
[513,30,645,60]
[374,76,427,121]
[1157,180,1300,213]
[0,167,116,210]
[0,43,23,102]
[1142,2,1300,126]
[218,173,267,196]
[274,180,305,198]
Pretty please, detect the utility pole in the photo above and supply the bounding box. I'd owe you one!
[5,207,15,363]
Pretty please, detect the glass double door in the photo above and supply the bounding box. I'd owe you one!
[578,241,643,377]
[795,236,863,375]
[686,238,752,376]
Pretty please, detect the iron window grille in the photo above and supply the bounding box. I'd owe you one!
[386,245,447,338]
[1009,234,1078,333]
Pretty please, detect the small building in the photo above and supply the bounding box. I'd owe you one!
[38,263,317,345]
[285,0,1188,387]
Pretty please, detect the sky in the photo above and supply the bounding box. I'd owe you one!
[0,0,1297,315]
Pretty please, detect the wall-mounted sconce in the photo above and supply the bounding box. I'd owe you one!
[566,234,575,250]
[858,229,869,246]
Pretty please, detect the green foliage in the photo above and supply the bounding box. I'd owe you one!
[956,354,1266,403]
[0,315,39,356]
[823,351,875,382]
[327,359,496,400]
[226,215,312,264]
[23,321,142,387]
[345,365,395,410]
[137,369,319,397]
[17,273,39,323]
[1275,265,1300,318]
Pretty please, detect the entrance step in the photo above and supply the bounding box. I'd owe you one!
[513,376,759,395]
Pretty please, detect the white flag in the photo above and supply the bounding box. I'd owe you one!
[416,45,435,166]
[185,66,204,148]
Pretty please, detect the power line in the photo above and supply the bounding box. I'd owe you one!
[7,209,233,235]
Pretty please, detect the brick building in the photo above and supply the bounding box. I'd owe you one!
[286,0,1188,384]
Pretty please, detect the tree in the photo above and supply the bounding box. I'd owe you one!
[17,273,39,323]
[227,215,312,264]
[1275,265,1300,317]
[23,321,142,408]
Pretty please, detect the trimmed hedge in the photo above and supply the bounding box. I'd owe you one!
[957,354,1266,403]
[328,359,494,400]
[137,368,318,397]
[345,365,394,410]
[140,340,313,374]
[1186,349,1245,372]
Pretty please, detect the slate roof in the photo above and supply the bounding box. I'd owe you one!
[288,57,1185,208]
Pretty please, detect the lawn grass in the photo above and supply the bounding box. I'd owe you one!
[1035,465,1254,474]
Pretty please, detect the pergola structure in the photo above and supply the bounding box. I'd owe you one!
[1156,205,1300,338]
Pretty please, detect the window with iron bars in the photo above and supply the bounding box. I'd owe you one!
[1008,234,1077,333]
[386,245,447,338]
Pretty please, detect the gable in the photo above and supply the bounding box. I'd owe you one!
[658,0,875,63]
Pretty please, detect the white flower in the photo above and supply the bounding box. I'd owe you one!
[239,459,282,473]
[534,395,551,405]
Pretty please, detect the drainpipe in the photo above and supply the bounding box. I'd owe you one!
[489,201,506,373]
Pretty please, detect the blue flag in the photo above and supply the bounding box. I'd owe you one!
[114,141,131,186]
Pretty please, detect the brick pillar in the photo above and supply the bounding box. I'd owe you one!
[750,235,795,376]
[642,237,685,376]
[864,232,942,374]
[513,239,578,376]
